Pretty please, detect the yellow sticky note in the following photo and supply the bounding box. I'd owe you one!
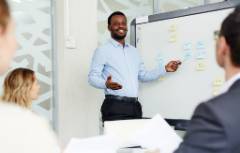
[168,34,177,43]
[168,24,177,43]
[159,76,165,81]
[169,24,177,32]
[195,60,206,71]
[213,78,224,87]
[212,90,219,96]
[212,86,220,96]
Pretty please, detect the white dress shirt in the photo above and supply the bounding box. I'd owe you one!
[220,72,240,94]
[88,38,166,97]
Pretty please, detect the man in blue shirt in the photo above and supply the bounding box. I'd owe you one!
[88,11,181,122]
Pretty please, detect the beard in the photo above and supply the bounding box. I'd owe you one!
[111,31,127,40]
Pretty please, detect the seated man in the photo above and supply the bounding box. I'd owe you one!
[174,5,240,153]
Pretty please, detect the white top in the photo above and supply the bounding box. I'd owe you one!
[0,102,60,153]
[220,72,240,94]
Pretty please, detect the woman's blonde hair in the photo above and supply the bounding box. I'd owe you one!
[2,68,35,108]
[0,0,10,31]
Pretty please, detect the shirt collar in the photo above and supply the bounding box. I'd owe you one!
[109,38,129,48]
[220,72,240,94]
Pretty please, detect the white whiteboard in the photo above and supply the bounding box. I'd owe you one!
[136,8,234,119]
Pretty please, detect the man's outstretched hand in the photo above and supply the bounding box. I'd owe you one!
[105,75,122,90]
[165,60,181,72]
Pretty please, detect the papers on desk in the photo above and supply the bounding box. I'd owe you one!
[64,114,182,153]
[130,114,182,153]
[64,135,120,153]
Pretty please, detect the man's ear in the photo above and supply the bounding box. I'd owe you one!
[108,24,111,31]
[219,36,230,56]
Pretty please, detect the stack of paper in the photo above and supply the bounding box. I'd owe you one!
[129,114,182,153]
[64,114,182,153]
[64,135,120,153]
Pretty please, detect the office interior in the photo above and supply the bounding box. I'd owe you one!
[2,0,227,147]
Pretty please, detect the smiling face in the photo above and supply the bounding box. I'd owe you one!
[108,14,128,41]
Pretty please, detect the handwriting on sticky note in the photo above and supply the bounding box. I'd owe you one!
[183,43,192,51]
[195,60,206,71]
[195,51,207,59]
[184,51,192,59]
[196,41,205,50]
[168,24,177,43]
[213,78,224,86]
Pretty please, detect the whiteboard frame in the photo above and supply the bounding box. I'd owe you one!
[130,0,240,46]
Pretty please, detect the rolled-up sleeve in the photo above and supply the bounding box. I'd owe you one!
[88,48,107,89]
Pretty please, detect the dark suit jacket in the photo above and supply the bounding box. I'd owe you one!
[174,79,240,153]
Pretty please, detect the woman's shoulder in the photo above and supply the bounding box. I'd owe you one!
[0,102,60,153]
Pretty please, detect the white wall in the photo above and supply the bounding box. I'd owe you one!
[55,0,102,147]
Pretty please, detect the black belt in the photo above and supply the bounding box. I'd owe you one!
[105,95,138,102]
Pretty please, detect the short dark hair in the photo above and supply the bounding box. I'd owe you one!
[108,11,126,25]
[220,5,240,66]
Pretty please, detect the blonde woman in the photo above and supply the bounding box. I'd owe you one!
[2,68,40,108]
[0,0,60,152]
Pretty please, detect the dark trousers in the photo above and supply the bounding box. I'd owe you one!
[101,95,142,122]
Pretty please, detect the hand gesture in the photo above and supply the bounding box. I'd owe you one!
[105,75,122,90]
[165,60,181,72]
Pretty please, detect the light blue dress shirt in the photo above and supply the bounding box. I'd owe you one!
[88,38,166,97]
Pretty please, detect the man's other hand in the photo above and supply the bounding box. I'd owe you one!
[105,75,122,90]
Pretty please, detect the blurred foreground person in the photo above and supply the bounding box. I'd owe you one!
[0,0,60,152]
